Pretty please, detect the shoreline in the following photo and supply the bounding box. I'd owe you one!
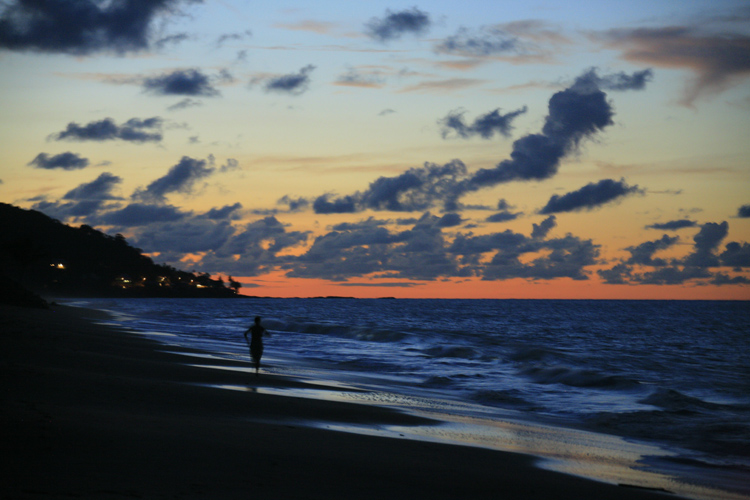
[0,302,705,499]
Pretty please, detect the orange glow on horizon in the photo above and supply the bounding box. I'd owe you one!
[234,272,750,300]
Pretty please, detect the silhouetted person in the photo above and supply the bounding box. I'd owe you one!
[244,316,270,376]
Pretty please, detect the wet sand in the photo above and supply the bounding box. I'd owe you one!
[1,303,687,499]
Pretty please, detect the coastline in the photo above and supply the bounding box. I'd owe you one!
[1,303,695,499]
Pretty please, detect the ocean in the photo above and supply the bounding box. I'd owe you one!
[71,297,750,499]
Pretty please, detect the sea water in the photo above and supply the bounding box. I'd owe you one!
[72,298,750,497]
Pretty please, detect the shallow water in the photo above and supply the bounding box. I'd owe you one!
[73,297,750,499]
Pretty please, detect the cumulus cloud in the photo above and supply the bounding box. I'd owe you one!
[133,156,215,202]
[0,0,199,55]
[539,179,642,214]
[531,215,556,239]
[645,219,697,230]
[683,221,728,268]
[486,211,521,223]
[440,106,528,139]
[721,242,750,268]
[461,73,616,189]
[277,196,310,213]
[51,117,163,143]
[98,203,188,227]
[311,69,651,214]
[312,160,468,214]
[365,7,431,42]
[63,172,123,201]
[599,220,749,285]
[264,65,316,95]
[737,205,750,218]
[595,26,750,105]
[205,203,243,220]
[143,69,220,97]
[28,152,89,170]
[29,172,123,221]
[626,234,679,266]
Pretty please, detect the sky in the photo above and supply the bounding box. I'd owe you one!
[1,0,749,299]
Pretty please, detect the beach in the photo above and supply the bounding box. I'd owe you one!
[1,303,693,500]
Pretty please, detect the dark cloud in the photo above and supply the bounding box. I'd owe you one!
[32,199,105,220]
[440,107,528,139]
[313,160,468,214]
[645,219,698,230]
[457,69,641,199]
[720,242,750,269]
[284,214,601,282]
[132,217,236,254]
[437,213,463,227]
[133,156,215,202]
[28,152,89,170]
[277,195,310,213]
[98,203,187,227]
[596,26,750,105]
[193,216,309,276]
[539,179,642,214]
[205,203,243,220]
[450,227,599,281]
[331,217,390,232]
[572,68,654,92]
[625,234,679,266]
[485,199,523,222]
[29,172,123,221]
[0,0,199,55]
[51,117,162,143]
[313,193,360,214]
[531,215,556,239]
[683,221,728,267]
[599,220,749,286]
[435,26,519,57]
[365,8,431,42]
[631,265,712,286]
[309,69,650,215]
[63,172,123,201]
[597,262,632,285]
[144,69,220,97]
[264,65,315,95]
[486,211,521,223]
[711,273,750,285]
[737,204,750,218]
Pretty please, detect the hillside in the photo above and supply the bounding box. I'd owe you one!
[0,203,241,299]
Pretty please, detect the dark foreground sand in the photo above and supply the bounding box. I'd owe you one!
[1,303,686,500]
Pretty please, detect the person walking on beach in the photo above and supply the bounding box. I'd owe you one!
[244,316,270,376]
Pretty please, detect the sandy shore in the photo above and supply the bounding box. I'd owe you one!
[1,303,688,500]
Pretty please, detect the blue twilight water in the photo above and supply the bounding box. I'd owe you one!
[74,298,749,485]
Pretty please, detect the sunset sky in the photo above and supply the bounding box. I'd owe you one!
[1,0,749,299]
